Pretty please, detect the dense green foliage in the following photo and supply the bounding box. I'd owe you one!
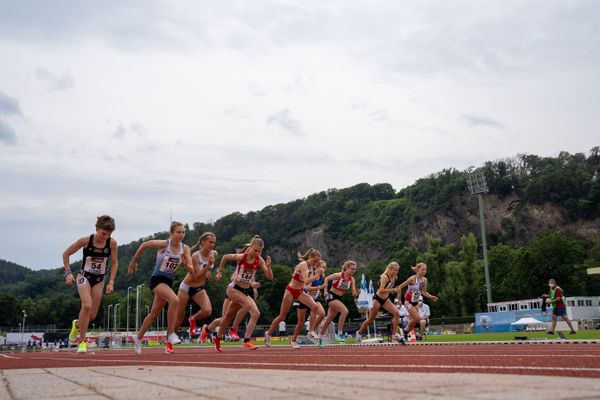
[1,149,599,331]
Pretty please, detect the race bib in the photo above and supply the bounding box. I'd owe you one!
[237,269,255,284]
[337,279,351,290]
[409,291,422,303]
[83,256,107,275]
[160,256,181,273]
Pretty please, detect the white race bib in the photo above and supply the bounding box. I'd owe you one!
[83,256,107,275]
[160,256,181,273]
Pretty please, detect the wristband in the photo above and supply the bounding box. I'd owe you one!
[63,270,73,278]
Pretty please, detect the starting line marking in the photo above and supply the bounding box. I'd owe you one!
[0,354,20,359]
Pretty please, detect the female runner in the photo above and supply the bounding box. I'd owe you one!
[396,262,438,337]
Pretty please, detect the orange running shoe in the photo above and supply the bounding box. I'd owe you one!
[214,336,222,352]
[227,328,240,341]
[165,342,174,354]
[189,316,197,336]
[242,340,257,350]
[200,324,209,343]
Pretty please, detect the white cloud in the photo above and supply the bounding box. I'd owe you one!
[0,119,17,144]
[0,90,22,116]
[266,108,304,136]
[0,1,598,269]
[35,67,75,90]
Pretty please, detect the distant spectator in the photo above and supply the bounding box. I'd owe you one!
[278,320,286,339]
[417,300,430,338]
[546,278,576,335]
[395,298,409,332]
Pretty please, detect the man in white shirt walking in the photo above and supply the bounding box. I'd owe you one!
[417,300,430,339]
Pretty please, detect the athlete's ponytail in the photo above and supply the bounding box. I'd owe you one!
[297,248,321,261]
[411,262,426,272]
[191,232,216,251]
[237,235,264,253]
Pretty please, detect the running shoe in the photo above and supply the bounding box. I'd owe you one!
[546,331,554,335]
[200,324,209,343]
[132,335,141,354]
[335,334,345,343]
[306,331,319,343]
[165,342,174,354]
[393,332,405,344]
[69,319,79,343]
[77,341,87,353]
[291,341,300,349]
[214,336,222,352]
[228,328,240,341]
[319,337,324,348]
[242,340,258,350]
[569,331,576,334]
[264,332,271,347]
[355,331,362,342]
[189,316,197,336]
[168,332,182,345]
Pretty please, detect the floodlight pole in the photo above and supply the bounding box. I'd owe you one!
[467,169,493,305]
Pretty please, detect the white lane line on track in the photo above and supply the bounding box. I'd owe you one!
[29,357,600,373]
[81,352,600,359]
[0,354,19,359]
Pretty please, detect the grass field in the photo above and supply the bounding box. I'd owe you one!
[175,329,600,348]
[421,329,600,342]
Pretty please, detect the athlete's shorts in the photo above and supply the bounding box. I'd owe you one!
[179,282,206,297]
[372,293,389,306]
[77,270,105,288]
[231,283,252,297]
[326,292,343,304]
[553,307,566,317]
[150,275,174,291]
[286,285,304,299]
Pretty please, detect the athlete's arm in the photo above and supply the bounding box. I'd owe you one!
[323,272,341,296]
[260,255,273,280]
[422,278,438,301]
[128,239,167,274]
[105,238,119,294]
[215,253,241,281]
[62,236,88,286]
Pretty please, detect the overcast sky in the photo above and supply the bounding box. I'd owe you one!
[1,1,599,270]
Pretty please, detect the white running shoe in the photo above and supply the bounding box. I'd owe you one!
[291,341,300,349]
[355,331,362,342]
[393,332,404,341]
[132,335,141,354]
[168,332,182,345]
[264,332,271,347]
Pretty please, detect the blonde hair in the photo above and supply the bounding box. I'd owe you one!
[384,262,400,275]
[96,215,115,231]
[170,221,185,233]
[341,260,357,272]
[297,248,321,261]
[411,262,427,272]
[237,235,264,253]
[191,232,216,251]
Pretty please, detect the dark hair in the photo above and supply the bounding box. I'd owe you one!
[96,215,115,231]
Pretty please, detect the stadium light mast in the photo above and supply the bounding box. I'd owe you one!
[467,168,493,305]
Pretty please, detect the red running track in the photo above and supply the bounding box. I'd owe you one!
[1,343,599,378]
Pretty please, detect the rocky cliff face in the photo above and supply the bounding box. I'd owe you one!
[409,192,600,248]
[270,192,600,268]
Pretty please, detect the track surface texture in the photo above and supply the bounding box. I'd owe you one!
[1,342,599,378]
